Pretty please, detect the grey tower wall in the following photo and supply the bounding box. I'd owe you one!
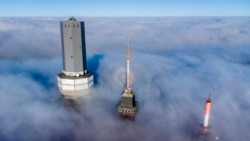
[121,95,136,108]
[60,18,87,73]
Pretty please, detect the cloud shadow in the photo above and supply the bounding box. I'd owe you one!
[87,54,104,84]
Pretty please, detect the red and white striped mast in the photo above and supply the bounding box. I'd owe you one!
[203,94,212,132]
[125,36,131,92]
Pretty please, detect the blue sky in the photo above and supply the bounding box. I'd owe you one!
[0,0,249,17]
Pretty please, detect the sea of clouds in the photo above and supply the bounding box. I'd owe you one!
[0,17,250,141]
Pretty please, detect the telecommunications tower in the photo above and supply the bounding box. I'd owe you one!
[117,37,139,117]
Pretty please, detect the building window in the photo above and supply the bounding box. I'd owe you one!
[70,37,72,40]
[68,25,70,27]
[65,25,66,27]
[77,24,79,27]
[71,55,73,58]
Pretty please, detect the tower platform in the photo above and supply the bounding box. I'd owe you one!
[117,90,139,117]
[57,72,93,99]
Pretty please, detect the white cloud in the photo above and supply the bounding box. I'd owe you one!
[0,17,250,141]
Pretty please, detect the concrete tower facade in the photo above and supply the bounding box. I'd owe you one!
[57,17,93,99]
[117,38,139,117]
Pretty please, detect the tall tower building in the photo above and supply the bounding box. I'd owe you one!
[117,37,139,117]
[57,17,93,99]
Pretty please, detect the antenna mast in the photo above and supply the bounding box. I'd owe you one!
[126,36,131,92]
[204,95,212,129]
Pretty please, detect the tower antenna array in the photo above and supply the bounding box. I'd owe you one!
[126,36,131,92]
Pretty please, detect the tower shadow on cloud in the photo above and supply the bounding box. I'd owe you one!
[87,54,104,84]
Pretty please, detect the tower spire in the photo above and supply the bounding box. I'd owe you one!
[126,36,131,92]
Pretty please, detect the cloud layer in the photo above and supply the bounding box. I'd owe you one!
[0,17,250,141]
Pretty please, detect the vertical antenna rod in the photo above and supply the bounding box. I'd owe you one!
[203,95,212,128]
[126,36,131,92]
